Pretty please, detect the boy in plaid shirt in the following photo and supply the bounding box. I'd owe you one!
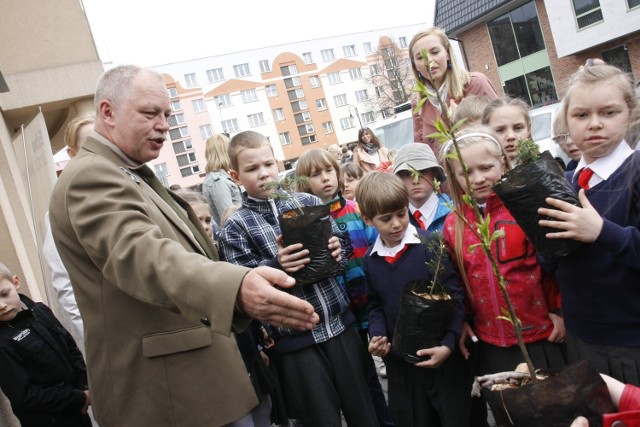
[218,131,377,427]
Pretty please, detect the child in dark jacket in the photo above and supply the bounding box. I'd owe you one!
[0,262,91,427]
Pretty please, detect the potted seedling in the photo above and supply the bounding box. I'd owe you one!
[414,49,614,426]
[492,138,583,259]
[266,175,339,285]
[392,232,456,363]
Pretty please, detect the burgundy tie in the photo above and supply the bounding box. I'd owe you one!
[578,167,594,190]
[413,210,426,229]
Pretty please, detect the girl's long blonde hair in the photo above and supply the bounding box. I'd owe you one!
[205,133,232,173]
[441,126,509,299]
[409,26,470,100]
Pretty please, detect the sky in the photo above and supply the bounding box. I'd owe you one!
[81,0,434,67]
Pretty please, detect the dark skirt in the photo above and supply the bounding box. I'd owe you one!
[476,338,567,375]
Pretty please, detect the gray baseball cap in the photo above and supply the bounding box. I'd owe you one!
[393,143,446,182]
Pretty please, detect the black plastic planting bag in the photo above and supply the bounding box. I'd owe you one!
[278,204,338,285]
[493,151,583,259]
[393,281,455,363]
[483,360,616,427]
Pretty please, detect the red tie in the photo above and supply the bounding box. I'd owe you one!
[578,167,594,190]
[384,244,409,264]
[413,210,426,229]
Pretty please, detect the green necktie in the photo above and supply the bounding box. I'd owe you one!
[136,165,215,260]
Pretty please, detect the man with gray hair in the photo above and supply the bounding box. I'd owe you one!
[49,65,319,427]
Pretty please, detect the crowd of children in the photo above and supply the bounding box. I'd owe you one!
[7,24,640,427]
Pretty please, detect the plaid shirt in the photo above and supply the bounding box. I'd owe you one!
[218,191,353,352]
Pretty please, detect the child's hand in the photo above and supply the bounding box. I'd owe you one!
[458,321,478,359]
[276,235,310,272]
[260,350,270,367]
[368,336,391,357]
[415,345,452,368]
[328,236,342,263]
[81,390,91,414]
[547,312,566,343]
[538,190,603,243]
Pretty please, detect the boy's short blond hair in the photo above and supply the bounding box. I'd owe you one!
[452,95,490,125]
[356,172,408,219]
[228,130,273,171]
[0,262,13,282]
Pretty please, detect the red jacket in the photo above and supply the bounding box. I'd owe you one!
[442,194,560,347]
[604,384,640,427]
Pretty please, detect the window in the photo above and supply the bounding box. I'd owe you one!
[301,135,318,145]
[316,99,327,111]
[266,84,278,97]
[222,119,239,133]
[328,72,342,85]
[340,117,355,130]
[154,163,168,185]
[273,108,285,121]
[503,66,557,108]
[171,100,182,111]
[259,59,271,73]
[284,76,302,88]
[279,132,292,146]
[207,68,224,83]
[291,100,308,112]
[355,90,368,102]
[573,0,603,28]
[297,123,315,136]
[362,112,375,125]
[399,37,407,48]
[233,63,251,77]
[630,0,640,8]
[216,94,231,107]
[322,122,334,134]
[294,112,311,124]
[363,42,373,54]
[248,113,266,127]
[488,1,546,66]
[602,45,632,73]
[375,86,384,98]
[172,140,191,154]
[177,153,197,167]
[349,68,362,80]
[310,76,321,88]
[169,127,188,141]
[180,165,200,177]
[199,124,212,139]
[287,89,305,100]
[370,64,380,75]
[184,73,198,88]
[167,113,185,127]
[168,87,178,98]
[241,89,258,103]
[333,94,347,107]
[192,99,206,113]
[321,48,335,62]
[280,64,298,76]
[303,52,313,64]
[343,45,356,57]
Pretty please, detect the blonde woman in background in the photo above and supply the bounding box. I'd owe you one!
[203,133,242,227]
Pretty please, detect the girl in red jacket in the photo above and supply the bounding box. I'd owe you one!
[441,126,567,376]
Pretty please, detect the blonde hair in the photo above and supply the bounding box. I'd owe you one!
[452,95,490,125]
[481,96,531,129]
[205,133,232,173]
[0,262,13,282]
[175,188,207,206]
[228,131,272,171]
[562,63,639,139]
[221,204,241,224]
[355,172,408,219]
[341,162,364,180]
[295,149,343,195]
[441,126,509,299]
[409,27,470,100]
[65,113,95,151]
[552,103,568,136]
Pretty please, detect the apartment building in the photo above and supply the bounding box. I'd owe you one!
[152,24,427,188]
[434,0,640,106]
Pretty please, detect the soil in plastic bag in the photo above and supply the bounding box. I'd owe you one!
[483,360,616,427]
[493,151,583,259]
[393,280,455,364]
[278,204,338,285]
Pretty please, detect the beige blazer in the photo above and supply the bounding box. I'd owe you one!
[49,136,257,427]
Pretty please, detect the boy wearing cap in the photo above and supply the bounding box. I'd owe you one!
[393,143,452,232]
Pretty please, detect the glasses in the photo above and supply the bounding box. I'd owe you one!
[552,133,572,146]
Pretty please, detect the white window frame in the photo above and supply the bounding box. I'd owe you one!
[328,72,342,85]
[333,94,347,107]
[273,108,285,121]
[259,59,271,73]
[247,112,266,127]
[266,84,278,97]
[216,94,231,107]
[316,98,327,111]
[184,73,198,88]
[362,112,375,125]
[340,117,355,130]
[206,68,224,83]
[310,76,321,88]
[233,63,251,77]
[349,68,363,80]
[192,99,206,113]
[168,87,178,98]
[355,89,368,102]
[174,113,185,125]
[241,89,258,103]
[303,52,313,64]
[342,44,356,57]
[281,64,298,76]
[179,126,189,137]
[199,124,212,139]
[321,48,335,62]
[222,118,239,133]
[171,100,182,111]
[370,64,380,75]
[279,132,292,145]
[322,122,334,134]
[399,37,408,48]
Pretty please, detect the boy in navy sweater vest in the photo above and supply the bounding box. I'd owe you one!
[357,172,471,427]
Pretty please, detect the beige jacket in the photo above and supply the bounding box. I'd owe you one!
[49,136,257,427]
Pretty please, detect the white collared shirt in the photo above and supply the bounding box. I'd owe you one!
[574,140,634,188]
[370,224,421,257]
[409,192,439,229]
